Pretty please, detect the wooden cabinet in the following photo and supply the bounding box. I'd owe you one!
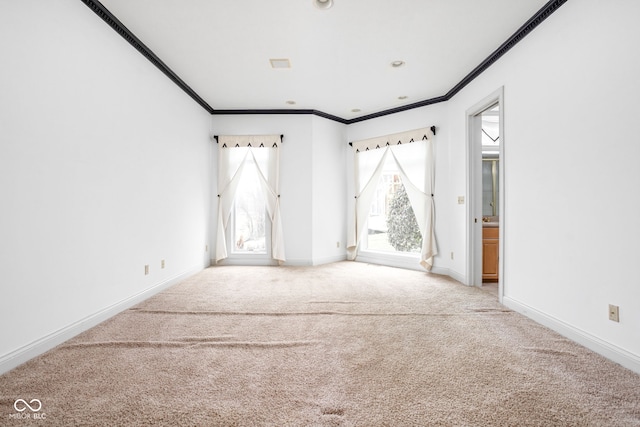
[482,227,499,282]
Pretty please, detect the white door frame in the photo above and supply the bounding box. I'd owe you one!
[465,87,505,302]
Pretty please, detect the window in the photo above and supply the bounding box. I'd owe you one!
[364,157,422,254]
[232,155,267,254]
[215,135,285,265]
[347,127,437,270]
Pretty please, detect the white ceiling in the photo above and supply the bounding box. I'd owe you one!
[99,0,550,120]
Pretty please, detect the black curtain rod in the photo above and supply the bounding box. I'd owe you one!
[213,134,284,143]
[348,125,436,146]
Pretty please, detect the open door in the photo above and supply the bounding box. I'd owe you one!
[466,88,504,302]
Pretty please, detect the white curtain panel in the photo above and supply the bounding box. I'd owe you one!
[347,147,389,260]
[347,127,437,270]
[215,148,250,262]
[215,135,285,264]
[250,149,285,264]
[390,141,438,270]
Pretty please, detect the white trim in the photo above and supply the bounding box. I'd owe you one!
[217,257,278,266]
[356,251,425,272]
[497,92,505,304]
[283,258,314,267]
[504,297,640,375]
[312,254,348,266]
[0,265,204,375]
[282,258,313,267]
[445,267,466,284]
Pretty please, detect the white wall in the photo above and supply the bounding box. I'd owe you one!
[0,1,212,373]
[311,116,348,264]
[443,0,640,370]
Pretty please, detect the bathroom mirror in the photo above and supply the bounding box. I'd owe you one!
[481,105,499,221]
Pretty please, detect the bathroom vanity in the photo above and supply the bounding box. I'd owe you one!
[482,221,499,282]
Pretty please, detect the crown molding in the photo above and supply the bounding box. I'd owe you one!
[81,0,567,124]
[212,109,349,125]
[443,0,568,101]
[346,96,449,125]
[80,0,215,114]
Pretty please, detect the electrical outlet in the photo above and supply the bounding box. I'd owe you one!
[458,196,465,204]
[450,252,454,260]
[161,260,165,269]
[336,241,340,248]
[144,265,149,275]
[205,245,208,252]
[609,304,619,322]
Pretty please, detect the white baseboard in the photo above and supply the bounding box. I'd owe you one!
[445,268,466,284]
[356,252,424,272]
[0,265,204,375]
[281,259,313,266]
[212,256,347,268]
[503,297,640,375]
[215,258,279,266]
[212,258,347,267]
[312,254,348,266]
[428,266,467,284]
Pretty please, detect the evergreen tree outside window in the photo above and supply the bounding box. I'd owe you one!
[365,157,422,254]
[386,184,422,252]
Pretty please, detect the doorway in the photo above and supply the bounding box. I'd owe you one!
[466,88,504,302]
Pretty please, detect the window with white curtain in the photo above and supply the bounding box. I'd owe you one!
[347,127,437,270]
[215,135,285,265]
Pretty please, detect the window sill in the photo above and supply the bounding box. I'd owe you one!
[218,253,277,266]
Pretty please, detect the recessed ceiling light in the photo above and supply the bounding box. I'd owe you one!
[286,100,296,105]
[313,0,333,10]
[351,108,361,113]
[270,58,291,69]
[391,60,405,68]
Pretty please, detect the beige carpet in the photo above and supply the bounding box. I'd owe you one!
[1,262,639,426]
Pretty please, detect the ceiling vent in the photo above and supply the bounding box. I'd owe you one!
[270,58,291,69]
